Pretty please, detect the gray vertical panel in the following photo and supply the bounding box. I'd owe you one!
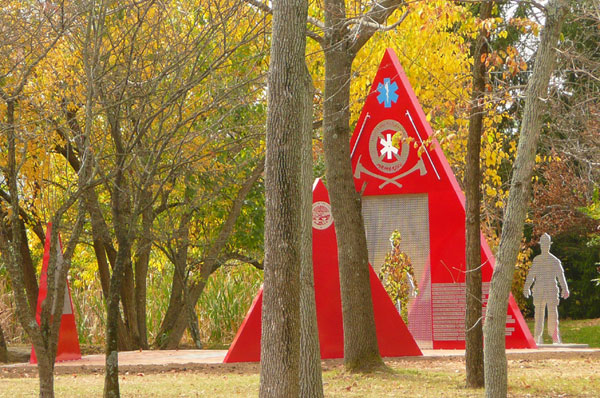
[362,194,432,348]
[362,195,430,281]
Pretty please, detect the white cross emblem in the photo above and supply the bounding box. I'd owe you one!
[379,133,398,160]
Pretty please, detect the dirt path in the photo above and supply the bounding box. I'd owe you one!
[2,347,599,379]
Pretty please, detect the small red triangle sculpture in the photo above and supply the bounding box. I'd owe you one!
[30,223,81,364]
[349,48,535,349]
[224,179,422,362]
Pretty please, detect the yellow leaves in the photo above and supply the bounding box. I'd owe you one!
[66,102,79,113]
[510,17,541,36]
[391,132,413,149]
[485,151,498,167]
[480,17,504,34]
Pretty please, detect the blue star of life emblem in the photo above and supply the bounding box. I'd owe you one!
[376,78,399,108]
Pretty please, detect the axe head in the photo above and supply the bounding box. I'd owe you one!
[353,156,364,179]
[354,165,362,179]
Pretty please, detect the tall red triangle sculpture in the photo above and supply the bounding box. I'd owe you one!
[349,48,535,349]
[30,223,81,363]
[224,179,422,362]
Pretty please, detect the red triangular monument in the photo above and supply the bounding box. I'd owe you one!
[30,223,81,363]
[224,179,422,362]
[349,48,535,349]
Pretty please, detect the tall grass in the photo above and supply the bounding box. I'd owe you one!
[196,263,263,347]
[146,266,175,344]
[69,262,263,348]
[1,260,263,349]
[70,281,105,346]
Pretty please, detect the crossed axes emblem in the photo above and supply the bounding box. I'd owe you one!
[354,155,427,189]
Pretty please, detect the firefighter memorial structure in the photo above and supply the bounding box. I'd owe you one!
[225,48,536,362]
[349,48,535,349]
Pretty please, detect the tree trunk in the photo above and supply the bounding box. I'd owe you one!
[299,65,324,398]
[17,218,39,313]
[155,270,186,348]
[104,263,125,398]
[103,231,131,398]
[134,194,153,349]
[121,260,141,349]
[160,282,204,350]
[321,18,382,372]
[37,355,55,398]
[157,162,265,349]
[0,215,38,314]
[483,1,569,397]
[3,98,87,398]
[155,211,190,348]
[1,99,38,316]
[0,324,7,363]
[62,106,131,352]
[104,116,132,398]
[186,295,203,349]
[258,0,307,394]
[465,1,494,389]
[91,238,131,351]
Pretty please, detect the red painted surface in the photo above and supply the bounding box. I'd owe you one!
[349,48,535,349]
[30,223,81,364]
[224,179,422,363]
[222,288,263,363]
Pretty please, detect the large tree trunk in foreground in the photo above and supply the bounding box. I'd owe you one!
[320,0,404,372]
[38,355,55,398]
[465,0,494,389]
[258,0,307,395]
[484,1,569,397]
[299,66,324,398]
[322,38,382,374]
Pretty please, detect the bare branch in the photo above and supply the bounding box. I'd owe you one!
[349,0,407,54]
[223,252,264,270]
[243,0,325,38]
[345,8,408,31]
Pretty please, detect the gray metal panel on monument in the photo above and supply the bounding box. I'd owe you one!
[362,195,433,348]
[523,233,570,345]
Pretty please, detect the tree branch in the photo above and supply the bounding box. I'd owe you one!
[223,252,264,270]
[349,0,407,54]
[243,0,325,43]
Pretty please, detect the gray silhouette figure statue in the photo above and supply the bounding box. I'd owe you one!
[523,233,569,344]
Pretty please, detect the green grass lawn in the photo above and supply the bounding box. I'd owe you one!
[1,355,599,397]
[526,318,600,347]
[2,319,598,397]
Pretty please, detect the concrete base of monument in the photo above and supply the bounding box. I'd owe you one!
[537,343,590,348]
